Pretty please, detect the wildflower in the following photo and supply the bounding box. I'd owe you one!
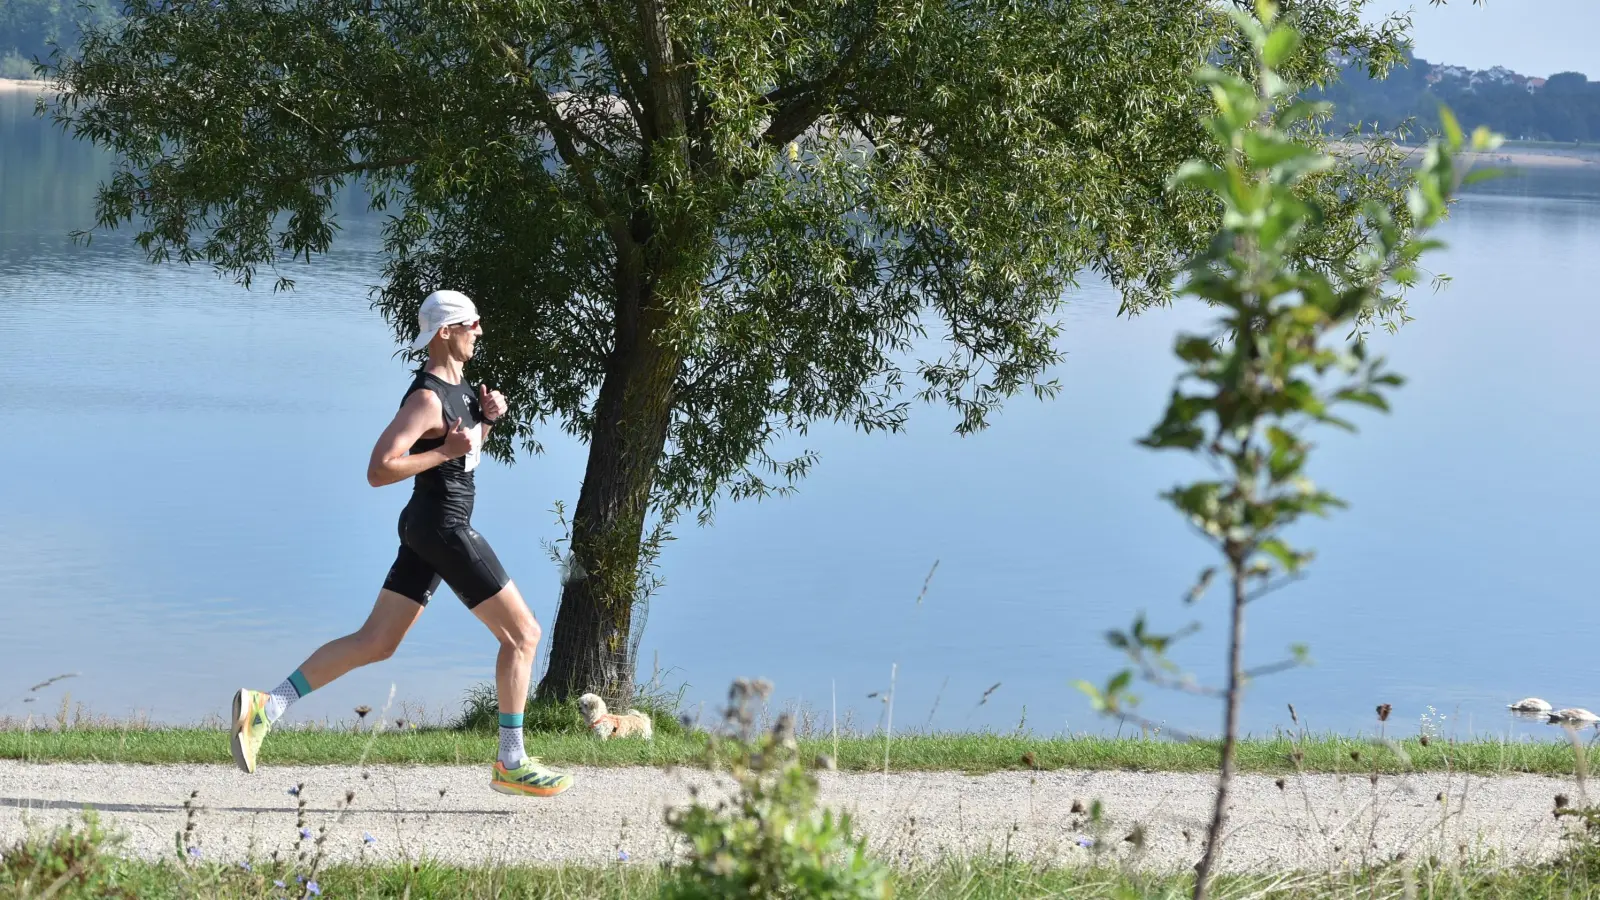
[355,705,371,719]
[363,833,377,845]
[275,880,287,889]
[306,882,321,896]
[618,850,629,861]
[239,861,252,872]
[1076,837,1094,849]
[287,786,300,796]
[300,827,312,840]
[186,845,202,860]
[297,874,307,884]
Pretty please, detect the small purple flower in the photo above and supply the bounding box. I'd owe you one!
[306,881,321,896]
[1076,837,1094,848]
[296,874,306,884]
[299,827,312,840]
[274,880,286,889]
[187,845,202,859]
[618,850,629,861]
[363,832,376,845]
[287,786,300,796]
[239,861,252,872]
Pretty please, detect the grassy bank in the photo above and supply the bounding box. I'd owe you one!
[5,820,1600,900]
[1,726,1591,776]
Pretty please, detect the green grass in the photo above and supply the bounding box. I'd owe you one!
[6,815,1600,900]
[2,726,1592,776]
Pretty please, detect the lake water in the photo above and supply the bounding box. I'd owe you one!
[3,91,1598,742]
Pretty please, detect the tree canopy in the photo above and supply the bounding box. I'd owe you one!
[44,0,1427,700]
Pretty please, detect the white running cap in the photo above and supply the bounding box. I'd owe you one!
[409,290,479,351]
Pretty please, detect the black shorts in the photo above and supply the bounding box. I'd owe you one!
[382,506,510,609]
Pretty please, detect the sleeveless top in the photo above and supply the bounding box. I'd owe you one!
[403,370,484,525]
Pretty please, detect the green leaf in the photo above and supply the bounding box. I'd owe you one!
[1175,336,1218,364]
[1168,160,1223,193]
[1257,537,1303,573]
[1463,166,1509,186]
[1262,27,1302,68]
[1438,104,1464,151]
[1471,125,1505,153]
[1334,388,1389,412]
[1072,680,1106,711]
[1242,132,1317,169]
[1275,100,1332,128]
[1272,152,1336,184]
[1107,670,1133,696]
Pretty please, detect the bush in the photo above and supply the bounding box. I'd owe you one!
[661,678,890,900]
[0,812,134,899]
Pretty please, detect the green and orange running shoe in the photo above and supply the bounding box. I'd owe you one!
[491,758,573,797]
[230,688,273,774]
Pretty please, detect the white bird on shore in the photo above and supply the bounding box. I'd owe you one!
[1548,708,1600,724]
[1508,697,1553,712]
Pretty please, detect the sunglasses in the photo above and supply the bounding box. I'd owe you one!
[451,319,481,331]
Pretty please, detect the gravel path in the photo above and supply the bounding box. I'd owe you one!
[0,760,1583,873]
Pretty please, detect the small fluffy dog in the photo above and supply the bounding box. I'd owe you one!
[578,693,654,740]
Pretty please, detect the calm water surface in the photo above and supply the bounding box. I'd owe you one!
[3,92,1598,740]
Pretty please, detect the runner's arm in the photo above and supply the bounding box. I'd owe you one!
[367,390,457,487]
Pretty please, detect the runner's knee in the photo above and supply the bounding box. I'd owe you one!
[356,632,403,663]
[500,616,540,656]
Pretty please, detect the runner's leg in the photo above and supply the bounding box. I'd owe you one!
[470,581,541,763]
[291,589,427,693]
[410,524,569,794]
[230,543,436,774]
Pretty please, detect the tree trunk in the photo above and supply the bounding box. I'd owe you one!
[536,265,682,704]
[538,0,694,705]
[1192,563,1247,900]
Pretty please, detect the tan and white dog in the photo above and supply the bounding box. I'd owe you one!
[578,693,654,740]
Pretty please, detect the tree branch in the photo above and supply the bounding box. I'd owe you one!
[581,0,650,138]
[284,156,418,184]
[1243,571,1306,605]
[760,1,881,149]
[492,39,634,252]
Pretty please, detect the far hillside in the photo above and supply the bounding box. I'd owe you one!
[1314,51,1600,145]
[1,1,119,80]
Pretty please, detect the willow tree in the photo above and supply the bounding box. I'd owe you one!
[43,0,1422,701]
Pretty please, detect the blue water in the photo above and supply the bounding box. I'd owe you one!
[3,91,1598,741]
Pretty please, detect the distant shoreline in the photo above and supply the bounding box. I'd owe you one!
[3,74,1598,174]
[0,78,53,93]
[1327,140,1600,171]
[1441,147,1600,170]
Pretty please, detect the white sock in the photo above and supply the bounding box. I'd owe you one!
[498,720,527,768]
[264,677,303,724]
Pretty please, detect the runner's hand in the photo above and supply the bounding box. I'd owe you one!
[443,417,474,458]
[479,384,508,422]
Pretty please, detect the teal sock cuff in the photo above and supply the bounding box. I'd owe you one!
[498,712,524,729]
[287,670,312,698]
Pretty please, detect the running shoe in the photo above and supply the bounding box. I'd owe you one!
[230,688,273,774]
[490,758,573,797]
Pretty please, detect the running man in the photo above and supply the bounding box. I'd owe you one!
[229,289,572,797]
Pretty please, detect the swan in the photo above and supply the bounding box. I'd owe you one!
[1548,708,1600,724]
[1508,697,1553,712]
